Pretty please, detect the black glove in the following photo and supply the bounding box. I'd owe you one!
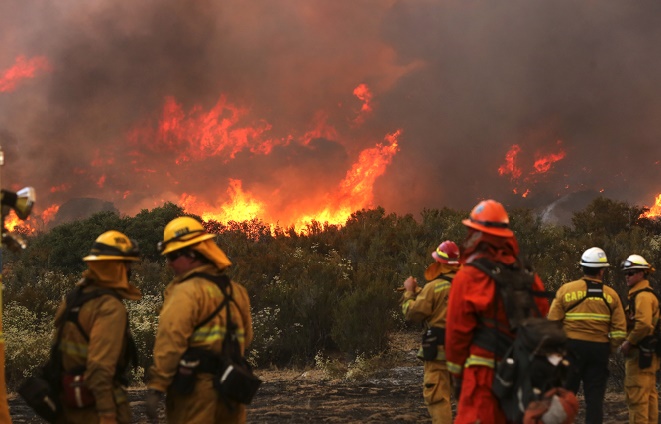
[145,389,165,421]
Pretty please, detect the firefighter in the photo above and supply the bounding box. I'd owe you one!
[445,200,550,424]
[547,247,627,424]
[400,240,460,423]
[619,254,659,423]
[145,216,253,424]
[55,230,142,424]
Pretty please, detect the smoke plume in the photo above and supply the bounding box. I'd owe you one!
[2,0,661,227]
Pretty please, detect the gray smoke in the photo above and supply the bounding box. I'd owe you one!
[1,0,661,223]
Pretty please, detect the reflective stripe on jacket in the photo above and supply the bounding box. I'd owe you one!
[547,277,627,344]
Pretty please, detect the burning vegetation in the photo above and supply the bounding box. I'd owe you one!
[2,2,661,230]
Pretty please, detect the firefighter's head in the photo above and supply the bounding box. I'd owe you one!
[82,231,142,299]
[461,199,520,261]
[462,199,514,238]
[425,240,460,280]
[158,216,231,274]
[158,216,215,256]
[579,247,610,277]
[621,254,654,285]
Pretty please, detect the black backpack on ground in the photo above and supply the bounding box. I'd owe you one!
[18,285,137,423]
[469,258,569,423]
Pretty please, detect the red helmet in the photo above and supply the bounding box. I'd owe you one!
[432,240,460,264]
[462,199,514,237]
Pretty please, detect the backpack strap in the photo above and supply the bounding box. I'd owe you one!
[436,274,454,283]
[65,286,123,341]
[181,272,242,358]
[60,284,138,378]
[627,287,659,317]
[467,258,548,357]
[468,258,546,320]
[182,272,233,332]
[565,279,612,315]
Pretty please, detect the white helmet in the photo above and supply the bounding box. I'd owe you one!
[580,247,610,268]
[621,254,651,271]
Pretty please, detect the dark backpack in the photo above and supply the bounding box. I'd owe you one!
[18,285,137,423]
[468,258,569,423]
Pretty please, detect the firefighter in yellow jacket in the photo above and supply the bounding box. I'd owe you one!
[55,230,142,424]
[145,216,253,424]
[619,254,660,423]
[400,240,460,423]
[547,247,627,424]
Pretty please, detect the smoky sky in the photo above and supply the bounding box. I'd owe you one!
[1,0,661,223]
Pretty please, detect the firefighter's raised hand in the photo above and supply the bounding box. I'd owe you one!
[403,276,418,293]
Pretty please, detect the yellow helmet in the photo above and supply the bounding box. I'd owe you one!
[83,230,140,262]
[158,216,215,255]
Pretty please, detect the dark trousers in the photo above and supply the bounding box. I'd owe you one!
[564,338,611,424]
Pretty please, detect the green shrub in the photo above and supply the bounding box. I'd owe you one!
[3,301,52,388]
[331,275,397,357]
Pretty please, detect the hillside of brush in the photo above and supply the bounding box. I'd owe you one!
[3,196,660,392]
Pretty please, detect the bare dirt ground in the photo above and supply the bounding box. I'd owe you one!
[8,331,631,423]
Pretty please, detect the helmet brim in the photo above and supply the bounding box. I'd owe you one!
[579,262,610,268]
[432,251,459,265]
[160,233,215,255]
[462,219,514,238]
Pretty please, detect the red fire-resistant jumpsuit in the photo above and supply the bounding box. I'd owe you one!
[445,258,549,424]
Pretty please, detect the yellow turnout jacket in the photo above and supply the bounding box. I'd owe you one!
[548,276,627,347]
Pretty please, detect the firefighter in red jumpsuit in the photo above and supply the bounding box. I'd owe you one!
[445,199,550,424]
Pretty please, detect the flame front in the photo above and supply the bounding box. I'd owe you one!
[121,82,401,231]
[177,130,401,231]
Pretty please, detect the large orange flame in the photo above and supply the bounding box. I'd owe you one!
[16,79,399,233]
[176,130,401,231]
[641,194,661,219]
[181,179,265,224]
